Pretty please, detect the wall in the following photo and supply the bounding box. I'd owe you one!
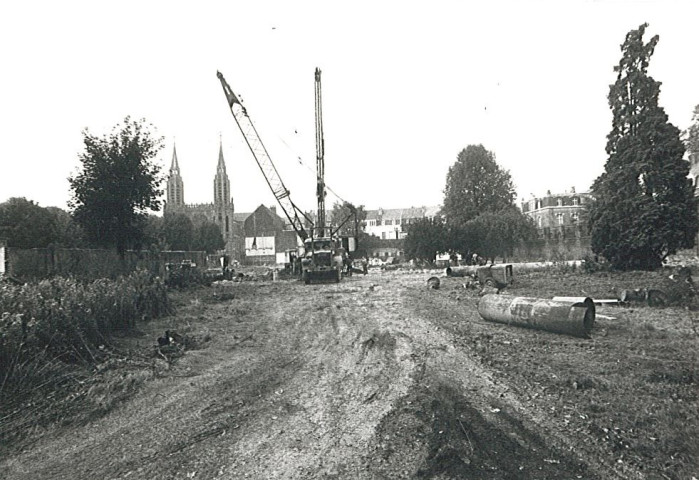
[7,248,207,282]
[513,233,592,263]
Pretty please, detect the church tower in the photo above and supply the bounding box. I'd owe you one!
[213,139,234,242]
[166,144,185,210]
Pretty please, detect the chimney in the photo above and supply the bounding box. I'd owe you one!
[270,205,277,215]
[571,186,576,193]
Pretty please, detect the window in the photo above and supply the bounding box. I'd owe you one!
[573,197,579,206]
[384,219,393,226]
[556,213,564,225]
[368,220,376,227]
[382,232,387,239]
[538,216,543,228]
[395,219,401,225]
[572,213,579,224]
[557,198,563,207]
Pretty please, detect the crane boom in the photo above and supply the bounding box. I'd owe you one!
[216,71,309,241]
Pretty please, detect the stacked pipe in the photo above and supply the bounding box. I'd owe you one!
[477,295,595,338]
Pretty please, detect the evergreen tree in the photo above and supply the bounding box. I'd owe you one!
[589,24,697,270]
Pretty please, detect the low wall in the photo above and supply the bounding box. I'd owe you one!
[513,235,592,263]
[7,248,207,281]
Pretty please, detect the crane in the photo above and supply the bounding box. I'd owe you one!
[216,71,310,241]
[217,69,356,283]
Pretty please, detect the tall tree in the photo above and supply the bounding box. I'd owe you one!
[442,145,515,226]
[589,24,697,270]
[68,117,164,256]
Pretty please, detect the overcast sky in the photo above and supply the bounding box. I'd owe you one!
[1,0,697,215]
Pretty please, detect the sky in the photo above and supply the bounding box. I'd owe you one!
[1,0,697,215]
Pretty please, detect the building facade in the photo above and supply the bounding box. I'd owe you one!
[239,205,299,265]
[163,142,237,257]
[520,188,592,238]
[362,206,441,240]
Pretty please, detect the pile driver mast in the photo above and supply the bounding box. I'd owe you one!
[315,67,326,238]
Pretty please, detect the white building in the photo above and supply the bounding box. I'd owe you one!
[363,206,441,240]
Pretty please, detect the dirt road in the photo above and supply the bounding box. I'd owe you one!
[1,270,682,479]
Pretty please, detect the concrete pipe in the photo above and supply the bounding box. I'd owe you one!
[477,294,595,338]
[445,266,477,277]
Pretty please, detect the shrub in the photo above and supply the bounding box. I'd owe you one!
[0,271,172,391]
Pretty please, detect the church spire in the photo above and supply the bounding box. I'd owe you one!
[166,143,184,208]
[216,136,226,174]
[170,143,180,174]
[214,137,231,207]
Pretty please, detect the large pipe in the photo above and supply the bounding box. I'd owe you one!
[445,266,477,277]
[477,294,595,338]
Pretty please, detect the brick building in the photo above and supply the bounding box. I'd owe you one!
[520,188,592,238]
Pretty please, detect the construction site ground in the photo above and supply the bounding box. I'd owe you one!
[1,267,697,479]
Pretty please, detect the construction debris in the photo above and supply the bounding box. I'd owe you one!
[619,288,666,306]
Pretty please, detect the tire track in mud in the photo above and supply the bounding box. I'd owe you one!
[0,273,643,479]
[214,279,420,479]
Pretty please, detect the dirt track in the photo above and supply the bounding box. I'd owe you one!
[2,269,693,479]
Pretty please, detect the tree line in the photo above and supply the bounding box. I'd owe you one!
[0,117,224,254]
[404,23,699,270]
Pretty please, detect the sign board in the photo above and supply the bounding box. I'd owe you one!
[245,236,275,257]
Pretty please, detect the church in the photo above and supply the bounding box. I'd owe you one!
[163,142,300,264]
[163,141,238,258]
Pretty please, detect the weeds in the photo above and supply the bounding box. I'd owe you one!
[0,270,172,396]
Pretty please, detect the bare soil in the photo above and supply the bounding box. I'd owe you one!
[1,268,697,479]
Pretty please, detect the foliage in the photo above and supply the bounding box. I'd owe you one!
[141,214,165,250]
[403,217,448,262]
[460,207,537,262]
[46,206,88,248]
[163,213,194,251]
[0,271,172,389]
[195,221,225,253]
[0,198,61,248]
[685,104,699,157]
[589,24,697,270]
[442,145,515,226]
[330,201,365,237]
[68,117,164,257]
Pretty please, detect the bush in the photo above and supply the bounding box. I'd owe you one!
[0,271,172,391]
[582,254,609,274]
